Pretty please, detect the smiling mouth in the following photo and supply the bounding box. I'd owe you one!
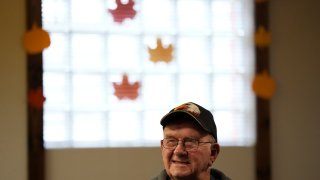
[172,160,190,164]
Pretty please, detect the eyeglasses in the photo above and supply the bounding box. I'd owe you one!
[161,137,214,151]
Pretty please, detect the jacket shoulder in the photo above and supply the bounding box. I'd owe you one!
[211,168,231,180]
[151,169,168,180]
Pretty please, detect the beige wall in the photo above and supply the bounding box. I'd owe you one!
[1,0,320,179]
[0,0,27,180]
[270,0,320,179]
[45,147,254,180]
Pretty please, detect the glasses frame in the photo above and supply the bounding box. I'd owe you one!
[161,137,214,151]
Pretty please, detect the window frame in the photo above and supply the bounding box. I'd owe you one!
[25,0,272,180]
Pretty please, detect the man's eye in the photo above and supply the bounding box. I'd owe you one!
[167,139,176,143]
[185,139,198,145]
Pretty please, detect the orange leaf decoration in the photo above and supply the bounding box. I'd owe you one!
[255,26,271,48]
[252,70,276,99]
[23,23,51,54]
[113,74,140,100]
[148,38,173,63]
[108,0,137,24]
[28,88,46,109]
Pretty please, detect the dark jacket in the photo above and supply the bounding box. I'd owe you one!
[151,168,231,180]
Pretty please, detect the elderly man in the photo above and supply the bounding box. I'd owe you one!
[152,102,230,180]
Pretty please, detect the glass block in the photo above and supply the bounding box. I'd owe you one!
[106,35,141,71]
[211,36,245,72]
[72,74,107,110]
[177,73,210,105]
[72,112,106,141]
[108,111,140,142]
[42,0,69,28]
[212,0,245,34]
[70,0,106,30]
[143,110,164,142]
[211,74,245,110]
[141,0,175,33]
[43,33,69,71]
[44,111,68,142]
[177,0,210,32]
[176,36,211,72]
[71,33,106,71]
[213,110,242,145]
[43,72,70,109]
[212,0,233,33]
[214,110,254,146]
[141,74,176,108]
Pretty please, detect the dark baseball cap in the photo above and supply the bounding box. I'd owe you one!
[160,102,217,141]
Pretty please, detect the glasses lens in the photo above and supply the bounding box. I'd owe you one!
[163,138,199,150]
[163,139,177,149]
[184,139,198,150]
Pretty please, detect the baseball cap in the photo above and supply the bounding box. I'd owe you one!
[160,102,217,142]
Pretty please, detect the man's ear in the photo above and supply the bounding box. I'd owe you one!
[210,143,220,162]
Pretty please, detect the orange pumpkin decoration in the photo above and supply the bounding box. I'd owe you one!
[252,70,276,99]
[23,23,51,54]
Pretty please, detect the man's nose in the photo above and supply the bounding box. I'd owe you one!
[174,141,187,154]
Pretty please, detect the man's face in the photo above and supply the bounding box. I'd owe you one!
[161,120,219,180]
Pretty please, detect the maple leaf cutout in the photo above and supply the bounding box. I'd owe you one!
[28,88,46,109]
[108,0,137,24]
[148,38,173,63]
[113,74,140,100]
[255,26,271,48]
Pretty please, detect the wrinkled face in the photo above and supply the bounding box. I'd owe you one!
[161,120,220,180]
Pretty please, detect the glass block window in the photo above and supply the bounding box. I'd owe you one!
[42,0,255,148]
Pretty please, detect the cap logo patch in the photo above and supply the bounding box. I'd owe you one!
[174,103,200,117]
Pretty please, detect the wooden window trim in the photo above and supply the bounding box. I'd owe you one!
[26,0,45,180]
[255,1,272,180]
